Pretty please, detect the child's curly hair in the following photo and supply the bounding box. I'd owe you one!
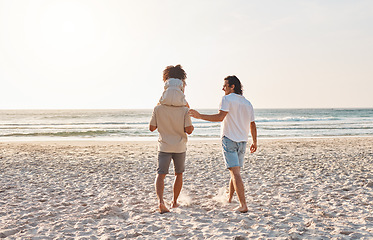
[163,64,187,83]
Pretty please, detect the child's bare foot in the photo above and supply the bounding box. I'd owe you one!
[159,203,170,214]
[233,206,248,213]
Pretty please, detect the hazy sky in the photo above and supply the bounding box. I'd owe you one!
[1,0,372,109]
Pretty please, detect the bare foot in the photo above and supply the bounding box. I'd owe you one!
[159,203,170,214]
[234,206,248,213]
[171,202,180,208]
[226,189,233,203]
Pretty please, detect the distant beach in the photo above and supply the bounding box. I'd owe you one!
[1,137,373,239]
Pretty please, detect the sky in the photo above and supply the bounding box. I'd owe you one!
[0,0,372,109]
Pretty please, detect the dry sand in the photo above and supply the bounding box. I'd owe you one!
[0,137,373,239]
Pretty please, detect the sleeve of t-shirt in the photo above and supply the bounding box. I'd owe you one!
[219,96,229,112]
[184,109,193,127]
[249,104,255,122]
[149,107,157,126]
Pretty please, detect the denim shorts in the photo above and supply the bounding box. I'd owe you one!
[222,136,247,169]
[157,152,186,174]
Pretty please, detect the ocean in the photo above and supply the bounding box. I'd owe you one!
[0,108,372,141]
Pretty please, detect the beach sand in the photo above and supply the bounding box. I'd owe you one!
[1,137,373,239]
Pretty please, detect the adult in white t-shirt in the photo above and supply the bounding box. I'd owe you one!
[189,75,257,213]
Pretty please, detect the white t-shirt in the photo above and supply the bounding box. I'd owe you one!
[219,93,255,142]
[159,78,187,106]
[165,78,184,91]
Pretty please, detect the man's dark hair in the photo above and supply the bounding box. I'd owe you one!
[163,64,187,82]
[225,75,243,95]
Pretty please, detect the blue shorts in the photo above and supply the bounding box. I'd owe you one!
[222,136,247,169]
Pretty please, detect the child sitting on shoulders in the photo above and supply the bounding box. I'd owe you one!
[158,65,190,108]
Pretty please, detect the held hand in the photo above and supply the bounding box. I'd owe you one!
[188,109,201,119]
[250,142,257,153]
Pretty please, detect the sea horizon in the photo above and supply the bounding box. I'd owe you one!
[1,108,372,141]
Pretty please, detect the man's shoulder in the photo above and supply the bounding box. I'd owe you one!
[223,94,253,108]
[230,93,251,101]
[155,105,189,113]
[223,93,243,102]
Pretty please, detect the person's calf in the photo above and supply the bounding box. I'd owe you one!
[172,173,183,207]
[228,167,247,211]
[155,174,168,213]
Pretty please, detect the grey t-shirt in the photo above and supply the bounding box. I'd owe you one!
[150,105,193,153]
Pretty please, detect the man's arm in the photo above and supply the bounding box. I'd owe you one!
[149,107,157,132]
[189,109,228,122]
[149,125,157,132]
[250,121,257,153]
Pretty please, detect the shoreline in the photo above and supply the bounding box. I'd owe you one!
[1,135,373,145]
